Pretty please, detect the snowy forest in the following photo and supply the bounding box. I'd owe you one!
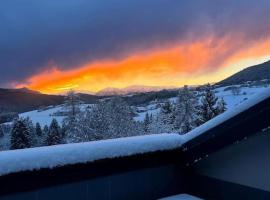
[0,84,226,151]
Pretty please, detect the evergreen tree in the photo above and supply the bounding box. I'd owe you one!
[23,117,37,147]
[155,101,175,133]
[106,97,137,138]
[46,119,62,146]
[175,85,199,134]
[0,125,3,138]
[197,83,220,125]
[64,111,95,143]
[10,119,31,149]
[143,113,151,134]
[86,102,110,140]
[217,98,227,114]
[35,122,42,137]
[43,125,49,134]
[41,125,49,145]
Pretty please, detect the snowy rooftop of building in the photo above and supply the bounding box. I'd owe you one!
[1,87,270,177]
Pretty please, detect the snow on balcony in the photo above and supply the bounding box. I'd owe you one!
[0,133,182,176]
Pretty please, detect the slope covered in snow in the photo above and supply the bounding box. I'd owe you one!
[19,105,65,127]
[19,104,91,127]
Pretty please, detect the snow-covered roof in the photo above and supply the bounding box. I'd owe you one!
[0,134,182,176]
[181,87,270,144]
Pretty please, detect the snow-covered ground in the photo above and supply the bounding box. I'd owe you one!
[19,104,92,127]
[214,85,270,110]
[19,105,65,127]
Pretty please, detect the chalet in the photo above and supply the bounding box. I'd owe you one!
[1,89,270,199]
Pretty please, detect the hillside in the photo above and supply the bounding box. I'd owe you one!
[219,60,270,86]
[0,88,64,113]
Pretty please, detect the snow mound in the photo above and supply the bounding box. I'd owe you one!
[0,133,182,176]
[182,87,270,143]
[159,193,202,200]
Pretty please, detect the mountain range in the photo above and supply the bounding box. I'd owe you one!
[95,85,176,96]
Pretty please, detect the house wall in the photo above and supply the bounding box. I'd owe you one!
[192,129,270,192]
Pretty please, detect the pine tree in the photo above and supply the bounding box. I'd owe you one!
[46,119,62,146]
[217,98,227,114]
[23,117,37,147]
[86,102,110,140]
[106,97,137,138]
[64,111,96,143]
[10,119,31,150]
[40,125,49,146]
[175,85,199,134]
[43,125,49,134]
[143,113,151,134]
[156,101,175,133]
[35,122,42,137]
[0,125,4,138]
[197,83,220,125]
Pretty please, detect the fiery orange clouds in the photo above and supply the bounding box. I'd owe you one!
[16,36,270,94]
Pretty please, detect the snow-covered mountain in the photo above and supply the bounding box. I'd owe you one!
[95,85,176,96]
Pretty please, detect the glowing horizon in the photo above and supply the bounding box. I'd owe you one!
[14,36,270,94]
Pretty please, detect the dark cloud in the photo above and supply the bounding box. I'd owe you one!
[1,0,270,86]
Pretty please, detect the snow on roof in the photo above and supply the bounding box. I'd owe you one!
[182,87,270,144]
[0,133,182,176]
[159,194,202,200]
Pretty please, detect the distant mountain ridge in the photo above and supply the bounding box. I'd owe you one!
[0,88,101,114]
[95,85,176,96]
[219,60,270,86]
[0,88,64,113]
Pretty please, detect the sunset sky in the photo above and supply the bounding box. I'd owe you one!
[1,0,270,94]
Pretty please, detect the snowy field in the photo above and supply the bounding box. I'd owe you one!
[214,85,270,110]
[18,85,270,126]
[19,105,65,127]
[19,104,92,127]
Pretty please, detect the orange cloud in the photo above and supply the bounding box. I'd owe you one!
[16,36,270,94]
